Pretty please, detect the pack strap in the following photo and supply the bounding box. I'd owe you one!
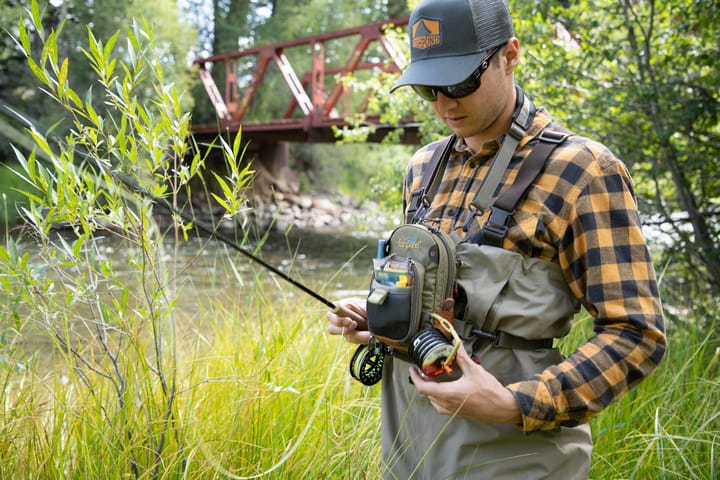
[468,90,533,214]
[406,134,456,223]
[481,127,571,247]
[460,89,534,233]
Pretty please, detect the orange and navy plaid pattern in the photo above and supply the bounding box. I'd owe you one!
[403,103,666,431]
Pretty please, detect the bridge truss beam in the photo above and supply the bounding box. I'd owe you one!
[192,17,419,144]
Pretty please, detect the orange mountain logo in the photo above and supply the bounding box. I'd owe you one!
[412,18,440,49]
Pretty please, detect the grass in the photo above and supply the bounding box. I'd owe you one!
[0,248,385,479]
[0,247,717,479]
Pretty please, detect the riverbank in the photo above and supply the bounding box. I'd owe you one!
[1,162,399,242]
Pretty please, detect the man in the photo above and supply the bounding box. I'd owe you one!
[327,0,666,478]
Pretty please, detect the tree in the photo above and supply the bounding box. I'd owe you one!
[1,0,197,162]
[512,0,720,298]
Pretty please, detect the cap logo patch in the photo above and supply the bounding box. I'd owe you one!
[411,18,440,49]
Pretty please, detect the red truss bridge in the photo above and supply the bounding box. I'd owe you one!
[191,17,418,146]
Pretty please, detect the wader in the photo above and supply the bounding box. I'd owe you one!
[380,242,592,480]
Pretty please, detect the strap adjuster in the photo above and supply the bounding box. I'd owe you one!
[537,129,569,144]
[508,121,526,140]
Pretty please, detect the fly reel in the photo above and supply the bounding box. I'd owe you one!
[350,342,385,386]
[408,315,462,379]
[350,316,461,385]
[408,327,457,377]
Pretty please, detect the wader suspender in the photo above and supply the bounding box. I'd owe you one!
[480,126,570,246]
[405,134,456,223]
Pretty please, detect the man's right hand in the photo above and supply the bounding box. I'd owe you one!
[326,298,371,344]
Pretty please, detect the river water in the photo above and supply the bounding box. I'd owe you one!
[160,225,383,307]
[2,223,385,360]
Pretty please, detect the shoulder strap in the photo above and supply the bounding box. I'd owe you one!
[481,127,571,247]
[406,134,456,223]
[469,91,533,213]
[408,87,535,227]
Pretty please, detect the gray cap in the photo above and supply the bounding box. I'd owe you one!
[390,0,514,92]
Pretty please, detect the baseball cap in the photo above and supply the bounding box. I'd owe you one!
[390,0,514,92]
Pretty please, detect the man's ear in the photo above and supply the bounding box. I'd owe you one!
[503,37,520,72]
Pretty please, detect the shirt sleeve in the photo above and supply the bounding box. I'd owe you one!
[506,149,667,431]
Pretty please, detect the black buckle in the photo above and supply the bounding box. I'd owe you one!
[482,206,513,237]
[407,189,424,221]
[471,328,498,343]
[538,130,569,144]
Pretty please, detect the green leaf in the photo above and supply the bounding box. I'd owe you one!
[30,0,43,40]
[27,129,54,161]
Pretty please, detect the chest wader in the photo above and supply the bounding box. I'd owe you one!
[381,91,592,479]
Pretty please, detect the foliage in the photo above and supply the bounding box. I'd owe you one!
[0,0,197,163]
[515,0,720,298]
[0,1,252,477]
[0,163,36,229]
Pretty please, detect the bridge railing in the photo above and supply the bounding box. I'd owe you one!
[191,17,418,143]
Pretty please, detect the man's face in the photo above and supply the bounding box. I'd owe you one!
[427,42,517,150]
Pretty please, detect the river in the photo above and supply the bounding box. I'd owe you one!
[2,222,387,365]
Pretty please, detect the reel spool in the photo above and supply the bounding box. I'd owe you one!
[350,343,385,386]
[408,327,456,377]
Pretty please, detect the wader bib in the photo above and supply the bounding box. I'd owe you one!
[380,242,592,479]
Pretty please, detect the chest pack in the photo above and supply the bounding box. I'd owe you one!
[350,92,571,386]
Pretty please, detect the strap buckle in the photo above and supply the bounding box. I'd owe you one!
[472,328,498,343]
[482,206,514,239]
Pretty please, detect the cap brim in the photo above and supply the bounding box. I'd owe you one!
[390,53,486,93]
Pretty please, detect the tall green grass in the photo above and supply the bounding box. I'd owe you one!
[0,268,384,479]
[0,267,717,478]
[559,313,719,480]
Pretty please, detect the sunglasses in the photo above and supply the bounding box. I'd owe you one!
[411,46,502,102]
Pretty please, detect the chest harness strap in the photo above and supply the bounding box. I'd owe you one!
[408,88,571,248]
[405,91,572,351]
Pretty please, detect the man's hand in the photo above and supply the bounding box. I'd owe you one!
[409,345,522,425]
[326,298,371,345]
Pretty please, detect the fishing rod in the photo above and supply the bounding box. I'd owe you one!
[4,104,364,323]
[111,170,349,309]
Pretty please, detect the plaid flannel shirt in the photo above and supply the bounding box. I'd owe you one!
[403,103,666,431]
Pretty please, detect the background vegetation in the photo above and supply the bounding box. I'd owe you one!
[0,0,718,478]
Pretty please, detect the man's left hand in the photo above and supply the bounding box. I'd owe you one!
[408,344,523,425]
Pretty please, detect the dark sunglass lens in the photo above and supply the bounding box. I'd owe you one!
[444,77,478,99]
[412,85,438,101]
